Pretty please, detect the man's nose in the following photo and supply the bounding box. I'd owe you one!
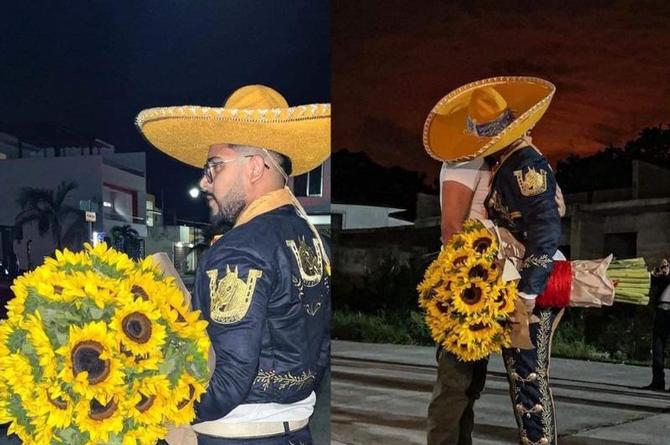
[198,174,209,191]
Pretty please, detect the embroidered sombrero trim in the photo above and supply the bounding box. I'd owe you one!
[135,103,331,127]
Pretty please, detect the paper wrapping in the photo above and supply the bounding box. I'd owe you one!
[493,227,615,309]
[151,253,212,445]
[569,255,615,308]
[487,225,615,348]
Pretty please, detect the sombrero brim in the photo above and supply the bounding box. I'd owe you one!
[135,104,330,176]
[423,76,555,163]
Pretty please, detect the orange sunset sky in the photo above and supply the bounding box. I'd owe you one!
[332,0,670,181]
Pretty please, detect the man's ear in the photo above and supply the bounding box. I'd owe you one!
[248,155,265,183]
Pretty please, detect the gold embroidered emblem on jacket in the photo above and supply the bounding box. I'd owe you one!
[207,266,263,324]
[286,237,324,287]
[514,167,548,197]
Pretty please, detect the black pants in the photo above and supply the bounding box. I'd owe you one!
[427,350,488,445]
[652,308,670,387]
[503,307,563,445]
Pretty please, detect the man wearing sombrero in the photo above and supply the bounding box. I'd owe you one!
[136,85,331,445]
[424,77,564,445]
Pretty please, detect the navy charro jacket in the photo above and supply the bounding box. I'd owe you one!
[485,146,561,296]
[191,204,331,422]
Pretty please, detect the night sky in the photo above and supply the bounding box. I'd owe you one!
[332,0,670,182]
[0,1,329,221]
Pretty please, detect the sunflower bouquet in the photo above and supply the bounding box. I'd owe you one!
[0,243,211,445]
[418,219,517,362]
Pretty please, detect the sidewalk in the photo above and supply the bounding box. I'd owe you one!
[332,340,670,445]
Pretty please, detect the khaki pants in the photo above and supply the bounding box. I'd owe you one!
[427,350,488,445]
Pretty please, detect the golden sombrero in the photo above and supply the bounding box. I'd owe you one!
[135,84,330,176]
[423,76,555,163]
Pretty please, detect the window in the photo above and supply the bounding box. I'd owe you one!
[293,164,323,197]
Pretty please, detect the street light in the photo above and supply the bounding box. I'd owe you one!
[189,187,200,199]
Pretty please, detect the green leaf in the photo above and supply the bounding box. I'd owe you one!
[7,329,27,352]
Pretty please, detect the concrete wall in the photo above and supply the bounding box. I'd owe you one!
[569,208,670,264]
[334,225,439,278]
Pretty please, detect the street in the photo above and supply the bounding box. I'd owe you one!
[331,340,670,445]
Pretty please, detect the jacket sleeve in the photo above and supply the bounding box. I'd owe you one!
[509,157,562,295]
[191,246,274,422]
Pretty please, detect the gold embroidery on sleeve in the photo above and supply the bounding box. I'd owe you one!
[207,266,263,325]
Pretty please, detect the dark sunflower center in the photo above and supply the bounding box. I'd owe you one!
[495,290,507,309]
[468,265,489,280]
[469,322,489,332]
[177,384,196,409]
[71,341,110,384]
[437,302,450,314]
[47,393,68,410]
[473,237,492,253]
[136,393,156,413]
[461,284,482,305]
[89,398,117,420]
[122,312,152,344]
[172,306,186,323]
[131,285,149,301]
[453,256,468,267]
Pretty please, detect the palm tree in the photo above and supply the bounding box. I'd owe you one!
[14,181,83,250]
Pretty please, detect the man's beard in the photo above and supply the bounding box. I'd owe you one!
[209,185,247,226]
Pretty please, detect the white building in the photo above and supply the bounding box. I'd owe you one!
[0,126,148,271]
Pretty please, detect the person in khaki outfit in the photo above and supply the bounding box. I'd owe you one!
[426,158,491,445]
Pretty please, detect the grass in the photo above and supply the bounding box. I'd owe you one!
[332,309,652,366]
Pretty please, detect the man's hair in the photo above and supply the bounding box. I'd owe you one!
[229,144,292,177]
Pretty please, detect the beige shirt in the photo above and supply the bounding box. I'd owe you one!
[439,158,490,219]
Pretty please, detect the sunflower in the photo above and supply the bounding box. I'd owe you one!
[2,353,35,400]
[45,248,92,270]
[442,334,487,362]
[110,297,166,357]
[463,315,503,344]
[6,420,32,445]
[489,283,516,317]
[6,276,29,319]
[423,300,458,344]
[165,373,207,426]
[128,374,171,425]
[469,228,498,257]
[25,382,74,430]
[22,313,58,379]
[417,260,443,296]
[74,395,126,444]
[122,423,168,445]
[450,281,490,315]
[0,380,10,424]
[85,242,136,277]
[463,258,495,284]
[442,246,475,274]
[56,321,124,403]
[0,319,15,356]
